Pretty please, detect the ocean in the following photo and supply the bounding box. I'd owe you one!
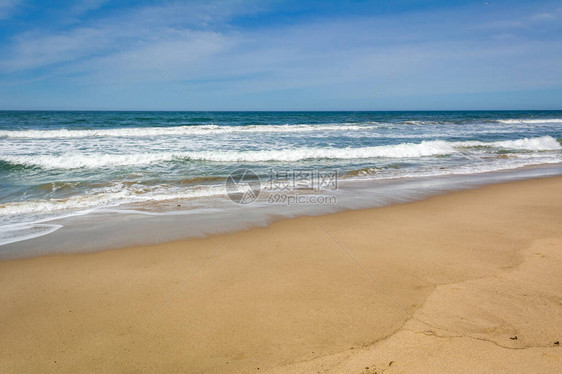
[1,110,561,257]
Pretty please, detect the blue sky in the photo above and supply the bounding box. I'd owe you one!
[0,0,561,110]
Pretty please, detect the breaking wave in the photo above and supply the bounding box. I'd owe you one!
[0,123,372,139]
[1,136,559,169]
[496,119,562,124]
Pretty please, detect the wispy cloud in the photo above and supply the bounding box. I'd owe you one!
[0,0,265,72]
[0,0,21,19]
[0,0,561,110]
[68,0,108,16]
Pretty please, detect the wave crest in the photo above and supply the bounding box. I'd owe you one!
[497,119,562,124]
[0,123,370,139]
[0,136,559,169]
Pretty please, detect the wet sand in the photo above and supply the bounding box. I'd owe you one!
[1,176,561,373]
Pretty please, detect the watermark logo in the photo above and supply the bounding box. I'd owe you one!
[226,168,338,205]
[225,168,261,204]
[265,169,337,191]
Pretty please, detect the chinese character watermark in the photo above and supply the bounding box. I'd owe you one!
[226,168,338,205]
[265,169,338,192]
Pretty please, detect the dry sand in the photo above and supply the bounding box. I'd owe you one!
[1,176,561,373]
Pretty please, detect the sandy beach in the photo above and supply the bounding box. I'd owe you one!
[1,176,561,373]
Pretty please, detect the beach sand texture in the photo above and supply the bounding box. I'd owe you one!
[1,176,561,373]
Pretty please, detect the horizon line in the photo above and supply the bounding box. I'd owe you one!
[1,109,562,113]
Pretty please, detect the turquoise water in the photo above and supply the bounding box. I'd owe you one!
[0,110,561,249]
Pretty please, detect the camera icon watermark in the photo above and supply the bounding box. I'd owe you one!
[226,168,338,205]
[225,168,261,204]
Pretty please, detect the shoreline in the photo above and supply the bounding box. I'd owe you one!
[1,176,561,372]
[2,163,561,259]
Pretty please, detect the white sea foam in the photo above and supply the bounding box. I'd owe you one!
[0,140,455,168]
[1,152,182,169]
[1,155,560,220]
[1,137,559,169]
[0,123,371,139]
[0,223,63,246]
[493,136,562,150]
[497,119,562,124]
[456,136,562,151]
[350,156,562,181]
[0,184,226,216]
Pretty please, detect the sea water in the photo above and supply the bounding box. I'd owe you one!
[1,111,561,257]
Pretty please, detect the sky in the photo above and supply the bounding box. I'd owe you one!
[0,0,561,111]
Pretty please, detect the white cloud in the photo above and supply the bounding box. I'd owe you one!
[0,0,265,72]
[69,0,109,16]
[1,0,562,109]
[0,0,21,19]
[531,12,555,21]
